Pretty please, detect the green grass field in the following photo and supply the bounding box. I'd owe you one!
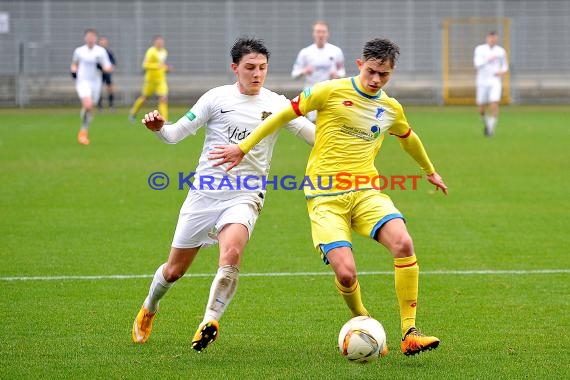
[1,105,569,379]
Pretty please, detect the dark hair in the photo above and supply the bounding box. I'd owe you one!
[84,28,98,36]
[488,30,498,36]
[153,35,164,42]
[230,37,270,64]
[362,38,400,68]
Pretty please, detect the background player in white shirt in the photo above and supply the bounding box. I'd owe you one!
[473,31,509,136]
[291,21,346,121]
[70,29,113,145]
[131,37,315,352]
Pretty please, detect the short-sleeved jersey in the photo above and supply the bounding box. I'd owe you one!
[473,44,508,86]
[291,43,345,87]
[157,84,314,200]
[72,44,111,82]
[143,46,168,82]
[290,76,411,197]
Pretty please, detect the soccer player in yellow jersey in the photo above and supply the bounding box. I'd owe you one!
[210,38,448,356]
[129,35,170,122]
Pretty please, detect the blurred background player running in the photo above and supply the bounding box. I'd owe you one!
[473,31,509,136]
[291,20,345,121]
[129,35,171,122]
[70,28,113,145]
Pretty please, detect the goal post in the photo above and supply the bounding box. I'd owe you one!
[442,17,511,105]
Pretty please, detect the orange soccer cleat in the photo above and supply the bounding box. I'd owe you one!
[401,327,440,356]
[131,306,156,344]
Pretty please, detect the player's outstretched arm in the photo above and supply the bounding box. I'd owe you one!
[142,109,198,144]
[209,106,299,171]
[396,130,448,195]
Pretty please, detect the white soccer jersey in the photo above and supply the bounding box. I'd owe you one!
[473,44,508,86]
[155,83,315,200]
[72,44,111,82]
[291,43,346,87]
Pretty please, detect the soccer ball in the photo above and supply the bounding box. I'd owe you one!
[338,316,386,363]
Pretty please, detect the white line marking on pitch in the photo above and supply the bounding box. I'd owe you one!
[0,269,568,281]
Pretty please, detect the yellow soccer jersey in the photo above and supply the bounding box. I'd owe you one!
[143,46,168,82]
[238,75,435,197]
[292,77,412,196]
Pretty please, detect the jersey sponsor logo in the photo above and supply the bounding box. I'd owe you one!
[303,87,312,99]
[220,109,235,114]
[228,125,251,143]
[185,111,197,121]
[342,100,353,107]
[339,124,379,141]
[261,111,272,121]
[375,107,385,119]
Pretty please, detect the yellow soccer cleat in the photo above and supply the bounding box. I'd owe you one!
[191,320,219,352]
[131,306,156,344]
[401,327,440,356]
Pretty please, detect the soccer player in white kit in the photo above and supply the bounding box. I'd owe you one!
[70,29,113,145]
[473,31,509,136]
[131,37,315,352]
[291,21,345,121]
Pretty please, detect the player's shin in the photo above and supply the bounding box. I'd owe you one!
[202,265,239,323]
[80,108,92,130]
[82,110,92,129]
[335,278,370,317]
[143,263,173,313]
[487,116,497,134]
[130,96,146,117]
[394,255,419,336]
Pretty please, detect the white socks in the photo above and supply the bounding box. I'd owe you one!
[141,264,239,321]
[203,265,239,323]
[485,115,498,135]
[143,264,173,313]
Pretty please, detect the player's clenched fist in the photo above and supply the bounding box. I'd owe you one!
[142,110,164,131]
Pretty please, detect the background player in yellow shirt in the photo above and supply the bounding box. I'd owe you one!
[129,35,170,122]
[210,38,448,356]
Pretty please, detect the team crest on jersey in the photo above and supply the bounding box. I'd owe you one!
[371,125,381,139]
[343,100,353,107]
[375,107,385,120]
[303,87,312,99]
[261,111,272,121]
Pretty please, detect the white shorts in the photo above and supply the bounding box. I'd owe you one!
[476,82,502,105]
[76,80,102,103]
[171,191,263,249]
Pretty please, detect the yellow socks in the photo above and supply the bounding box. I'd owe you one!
[394,255,419,336]
[335,278,370,317]
[130,96,146,117]
[158,100,168,121]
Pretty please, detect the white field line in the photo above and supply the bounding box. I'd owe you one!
[0,269,569,281]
